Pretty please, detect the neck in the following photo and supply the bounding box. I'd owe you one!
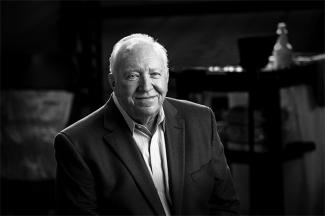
[136,114,158,134]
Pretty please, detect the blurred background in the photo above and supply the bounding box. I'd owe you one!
[1,0,324,215]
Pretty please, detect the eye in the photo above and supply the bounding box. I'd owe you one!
[150,72,161,79]
[126,72,140,80]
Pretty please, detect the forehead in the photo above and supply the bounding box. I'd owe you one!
[117,43,164,69]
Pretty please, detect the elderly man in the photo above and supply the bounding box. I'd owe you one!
[54,34,240,215]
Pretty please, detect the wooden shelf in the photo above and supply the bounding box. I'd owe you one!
[172,62,317,94]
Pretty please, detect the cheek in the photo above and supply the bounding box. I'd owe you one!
[117,82,138,97]
[154,78,168,94]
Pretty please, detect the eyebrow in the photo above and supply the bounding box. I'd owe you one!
[124,67,140,73]
[124,66,162,72]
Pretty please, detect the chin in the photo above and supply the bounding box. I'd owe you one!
[135,106,159,117]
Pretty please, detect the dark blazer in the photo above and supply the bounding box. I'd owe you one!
[54,97,240,215]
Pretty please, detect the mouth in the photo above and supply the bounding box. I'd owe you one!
[134,96,158,106]
[135,95,157,100]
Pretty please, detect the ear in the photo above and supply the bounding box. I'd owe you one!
[108,73,115,89]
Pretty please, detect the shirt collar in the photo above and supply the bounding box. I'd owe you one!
[112,93,166,134]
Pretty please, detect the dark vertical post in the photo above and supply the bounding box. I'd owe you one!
[249,70,284,215]
[247,68,258,215]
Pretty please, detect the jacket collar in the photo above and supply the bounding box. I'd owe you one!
[163,98,185,215]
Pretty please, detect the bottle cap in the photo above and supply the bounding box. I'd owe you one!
[276,22,288,34]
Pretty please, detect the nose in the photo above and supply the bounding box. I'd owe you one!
[138,74,153,92]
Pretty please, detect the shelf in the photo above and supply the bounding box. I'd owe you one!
[172,62,317,94]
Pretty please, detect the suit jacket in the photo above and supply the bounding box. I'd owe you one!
[54,97,240,215]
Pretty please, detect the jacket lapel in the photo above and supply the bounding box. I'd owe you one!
[163,99,185,215]
[103,98,165,215]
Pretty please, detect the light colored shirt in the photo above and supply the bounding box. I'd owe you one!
[112,93,171,215]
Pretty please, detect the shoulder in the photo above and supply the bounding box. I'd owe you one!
[165,97,213,119]
[165,97,211,112]
[54,104,109,155]
[60,104,107,138]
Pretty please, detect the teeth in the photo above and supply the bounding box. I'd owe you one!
[137,96,155,99]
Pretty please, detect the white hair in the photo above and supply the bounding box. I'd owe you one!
[109,33,168,74]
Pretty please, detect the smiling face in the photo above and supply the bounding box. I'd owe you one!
[110,42,169,124]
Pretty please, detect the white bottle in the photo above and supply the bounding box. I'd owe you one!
[272,22,294,69]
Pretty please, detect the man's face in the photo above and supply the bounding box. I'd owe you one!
[112,43,169,123]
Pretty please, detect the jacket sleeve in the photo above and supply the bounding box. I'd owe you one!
[208,108,241,215]
[54,132,98,215]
